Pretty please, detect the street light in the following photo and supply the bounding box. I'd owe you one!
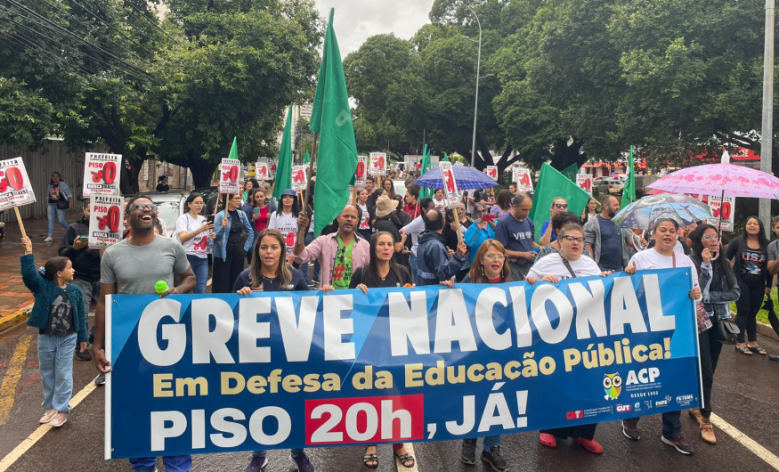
[466,5,482,169]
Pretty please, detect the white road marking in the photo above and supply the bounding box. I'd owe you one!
[0,377,99,472]
[711,413,779,470]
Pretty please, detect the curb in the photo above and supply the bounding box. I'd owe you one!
[758,321,779,342]
[0,309,29,333]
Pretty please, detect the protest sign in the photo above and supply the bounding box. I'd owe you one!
[355,156,367,189]
[291,165,307,191]
[106,269,702,459]
[268,158,277,178]
[0,157,35,211]
[219,159,241,194]
[513,168,533,192]
[705,195,735,232]
[369,153,387,176]
[577,174,593,196]
[88,195,124,248]
[255,159,271,181]
[439,162,461,207]
[485,166,498,182]
[83,153,122,196]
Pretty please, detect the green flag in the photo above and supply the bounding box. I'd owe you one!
[228,136,238,160]
[529,163,592,243]
[443,153,449,162]
[561,163,578,182]
[303,150,311,164]
[621,146,636,208]
[273,102,294,201]
[308,8,358,236]
[419,144,432,200]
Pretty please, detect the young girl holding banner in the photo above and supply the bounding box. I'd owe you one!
[20,237,88,428]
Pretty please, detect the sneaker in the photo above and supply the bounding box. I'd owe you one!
[289,451,314,472]
[75,348,92,361]
[39,409,57,424]
[700,417,716,445]
[95,373,106,385]
[575,437,603,454]
[460,439,477,465]
[481,445,508,472]
[44,236,53,242]
[246,454,268,472]
[769,354,779,361]
[661,435,694,455]
[688,408,702,426]
[622,420,641,440]
[49,412,68,428]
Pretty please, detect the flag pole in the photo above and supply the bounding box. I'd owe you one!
[13,207,27,240]
[302,133,319,218]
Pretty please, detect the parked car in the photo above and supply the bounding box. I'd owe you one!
[147,191,189,238]
[605,178,624,195]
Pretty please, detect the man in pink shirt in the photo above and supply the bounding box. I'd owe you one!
[293,205,370,289]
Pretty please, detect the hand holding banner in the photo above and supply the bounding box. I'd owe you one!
[219,159,242,194]
[88,195,124,248]
[83,153,122,196]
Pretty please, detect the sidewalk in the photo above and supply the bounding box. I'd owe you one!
[0,210,80,330]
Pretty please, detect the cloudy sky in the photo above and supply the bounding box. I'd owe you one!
[313,0,436,56]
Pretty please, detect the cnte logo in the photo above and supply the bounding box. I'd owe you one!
[626,368,660,385]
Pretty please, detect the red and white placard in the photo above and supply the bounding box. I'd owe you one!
[88,195,124,248]
[0,157,36,211]
[83,153,122,196]
[291,165,308,191]
[355,156,368,189]
[220,158,242,194]
[439,162,460,207]
[369,152,387,176]
[576,174,593,195]
[485,166,498,181]
[513,168,533,192]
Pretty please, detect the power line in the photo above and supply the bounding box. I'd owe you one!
[60,0,155,58]
[123,0,181,45]
[5,0,150,77]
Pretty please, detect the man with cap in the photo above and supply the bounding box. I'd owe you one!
[416,209,469,286]
[373,195,409,254]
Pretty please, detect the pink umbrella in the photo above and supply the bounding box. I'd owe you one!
[648,163,779,199]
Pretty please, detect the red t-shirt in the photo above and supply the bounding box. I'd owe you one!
[254,206,270,233]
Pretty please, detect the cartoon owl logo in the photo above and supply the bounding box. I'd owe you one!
[603,373,622,401]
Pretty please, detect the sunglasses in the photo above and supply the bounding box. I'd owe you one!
[129,203,157,212]
[562,236,584,243]
[553,203,568,210]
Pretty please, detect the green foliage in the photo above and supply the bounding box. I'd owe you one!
[0,77,54,146]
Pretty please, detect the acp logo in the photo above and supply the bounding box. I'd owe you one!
[626,368,660,386]
[603,373,622,401]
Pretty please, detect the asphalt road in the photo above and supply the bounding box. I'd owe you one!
[1,320,778,472]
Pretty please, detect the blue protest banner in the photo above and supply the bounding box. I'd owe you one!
[106,268,702,459]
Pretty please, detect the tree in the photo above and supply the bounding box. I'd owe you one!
[0,77,54,146]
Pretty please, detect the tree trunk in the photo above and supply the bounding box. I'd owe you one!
[549,138,588,172]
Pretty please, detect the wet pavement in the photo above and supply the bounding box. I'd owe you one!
[0,318,777,471]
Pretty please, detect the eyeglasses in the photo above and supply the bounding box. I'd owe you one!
[703,234,719,241]
[129,203,157,212]
[562,236,584,243]
[483,253,506,261]
[553,203,568,210]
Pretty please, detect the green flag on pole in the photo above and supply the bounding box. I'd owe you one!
[303,150,311,164]
[228,136,238,160]
[308,8,358,236]
[419,144,432,200]
[529,163,592,243]
[561,163,578,182]
[273,102,294,201]
[622,146,636,209]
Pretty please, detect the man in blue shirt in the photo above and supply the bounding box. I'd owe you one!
[495,193,540,280]
[539,197,569,246]
[584,195,632,271]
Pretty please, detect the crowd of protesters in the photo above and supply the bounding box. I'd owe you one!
[14,166,779,472]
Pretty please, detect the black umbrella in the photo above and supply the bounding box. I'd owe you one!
[763,294,779,337]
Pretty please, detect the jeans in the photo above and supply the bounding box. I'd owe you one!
[47,203,68,236]
[409,254,418,285]
[38,333,77,413]
[464,436,501,448]
[300,233,315,285]
[129,455,191,472]
[187,255,209,294]
[699,318,723,418]
[629,411,682,439]
[253,448,304,457]
[735,279,764,343]
[71,278,100,306]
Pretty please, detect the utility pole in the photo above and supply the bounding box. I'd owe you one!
[467,5,482,169]
[760,0,775,235]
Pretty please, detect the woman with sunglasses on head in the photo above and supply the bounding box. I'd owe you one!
[459,239,511,472]
[725,215,770,356]
[688,224,740,445]
[234,228,322,472]
[213,193,254,294]
[175,193,214,294]
[489,190,513,220]
[526,223,608,455]
[350,232,415,469]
